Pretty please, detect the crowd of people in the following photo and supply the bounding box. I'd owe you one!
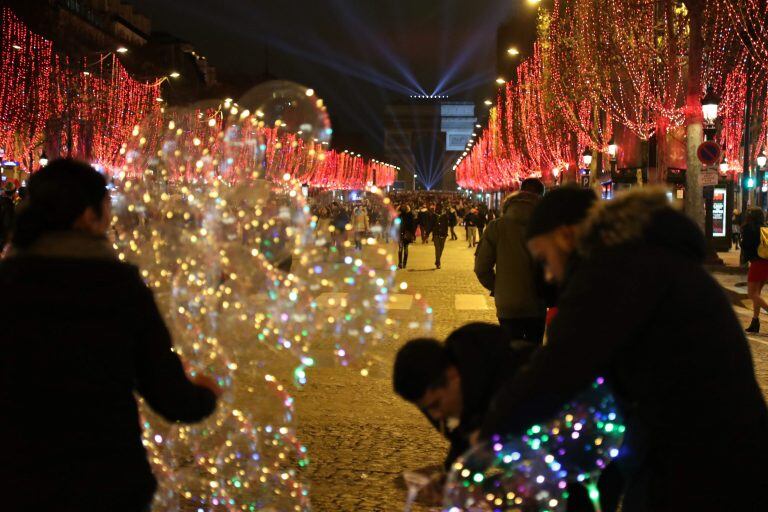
[2,160,767,512]
[394,179,768,511]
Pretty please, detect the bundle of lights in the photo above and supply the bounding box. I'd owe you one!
[0,8,162,168]
[722,0,768,72]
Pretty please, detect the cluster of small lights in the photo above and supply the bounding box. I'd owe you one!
[457,0,768,192]
[444,378,624,512]
[111,100,432,509]
[0,7,162,170]
[408,94,449,99]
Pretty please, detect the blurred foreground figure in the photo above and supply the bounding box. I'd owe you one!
[0,160,219,512]
[481,188,768,512]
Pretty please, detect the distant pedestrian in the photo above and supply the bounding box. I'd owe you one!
[732,209,741,250]
[465,208,479,248]
[417,206,430,244]
[352,205,369,250]
[0,159,220,512]
[474,178,546,343]
[398,205,416,269]
[433,205,449,269]
[741,207,768,333]
[447,207,458,240]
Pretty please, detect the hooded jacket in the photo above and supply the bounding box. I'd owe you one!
[480,191,768,511]
[474,192,546,319]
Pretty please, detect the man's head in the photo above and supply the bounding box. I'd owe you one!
[393,338,462,422]
[520,177,545,197]
[526,186,597,284]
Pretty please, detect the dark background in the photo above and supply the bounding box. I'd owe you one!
[132,0,532,156]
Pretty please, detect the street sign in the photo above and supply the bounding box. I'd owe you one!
[700,170,719,187]
[697,141,722,166]
[580,175,590,188]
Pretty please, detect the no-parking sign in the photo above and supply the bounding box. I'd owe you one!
[697,141,722,166]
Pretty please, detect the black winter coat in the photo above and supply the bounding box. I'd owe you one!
[425,336,534,468]
[481,192,768,511]
[398,211,417,243]
[0,233,217,512]
[433,212,449,238]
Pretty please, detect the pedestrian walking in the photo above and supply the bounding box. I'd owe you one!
[732,209,741,250]
[417,205,430,244]
[465,208,479,248]
[481,188,768,512]
[741,207,768,333]
[433,205,449,269]
[398,205,416,269]
[474,178,546,343]
[448,206,458,240]
[352,204,369,250]
[0,159,220,512]
[476,205,487,238]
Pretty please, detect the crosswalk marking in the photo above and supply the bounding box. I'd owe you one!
[314,292,492,311]
[455,294,490,310]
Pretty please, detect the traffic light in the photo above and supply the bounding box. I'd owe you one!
[746,177,756,189]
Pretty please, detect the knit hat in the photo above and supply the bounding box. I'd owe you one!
[526,186,597,240]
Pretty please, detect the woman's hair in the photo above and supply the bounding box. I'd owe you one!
[746,207,765,227]
[12,159,107,249]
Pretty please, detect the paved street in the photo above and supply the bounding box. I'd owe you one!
[291,239,768,511]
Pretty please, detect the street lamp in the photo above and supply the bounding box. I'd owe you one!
[507,47,520,57]
[484,99,493,106]
[758,151,767,170]
[582,148,593,168]
[719,158,729,175]
[701,85,720,129]
[169,71,180,79]
[607,138,618,160]
[496,77,506,85]
[116,46,129,54]
[39,151,48,168]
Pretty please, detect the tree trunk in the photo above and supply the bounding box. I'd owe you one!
[684,1,705,231]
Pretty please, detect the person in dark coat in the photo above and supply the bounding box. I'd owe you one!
[464,208,480,248]
[398,204,416,269]
[740,207,768,333]
[0,160,219,512]
[480,189,768,512]
[476,204,488,238]
[447,207,458,240]
[393,324,617,512]
[475,178,547,343]
[432,205,449,269]
[394,323,534,470]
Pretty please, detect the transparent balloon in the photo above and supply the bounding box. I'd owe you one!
[521,378,625,481]
[239,80,332,145]
[294,188,432,373]
[444,441,568,512]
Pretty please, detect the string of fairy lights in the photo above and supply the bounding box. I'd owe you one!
[457,0,768,190]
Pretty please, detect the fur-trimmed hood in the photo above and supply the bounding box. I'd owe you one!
[578,189,706,263]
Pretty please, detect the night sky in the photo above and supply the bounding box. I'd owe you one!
[133,0,524,155]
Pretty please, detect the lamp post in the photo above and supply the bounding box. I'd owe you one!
[39,151,48,169]
[607,138,618,172]
[413,173,417,191]
[758,151,767,207]
[581,148,593,188]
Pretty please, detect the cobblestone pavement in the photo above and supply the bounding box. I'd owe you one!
[291,240,768,511]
